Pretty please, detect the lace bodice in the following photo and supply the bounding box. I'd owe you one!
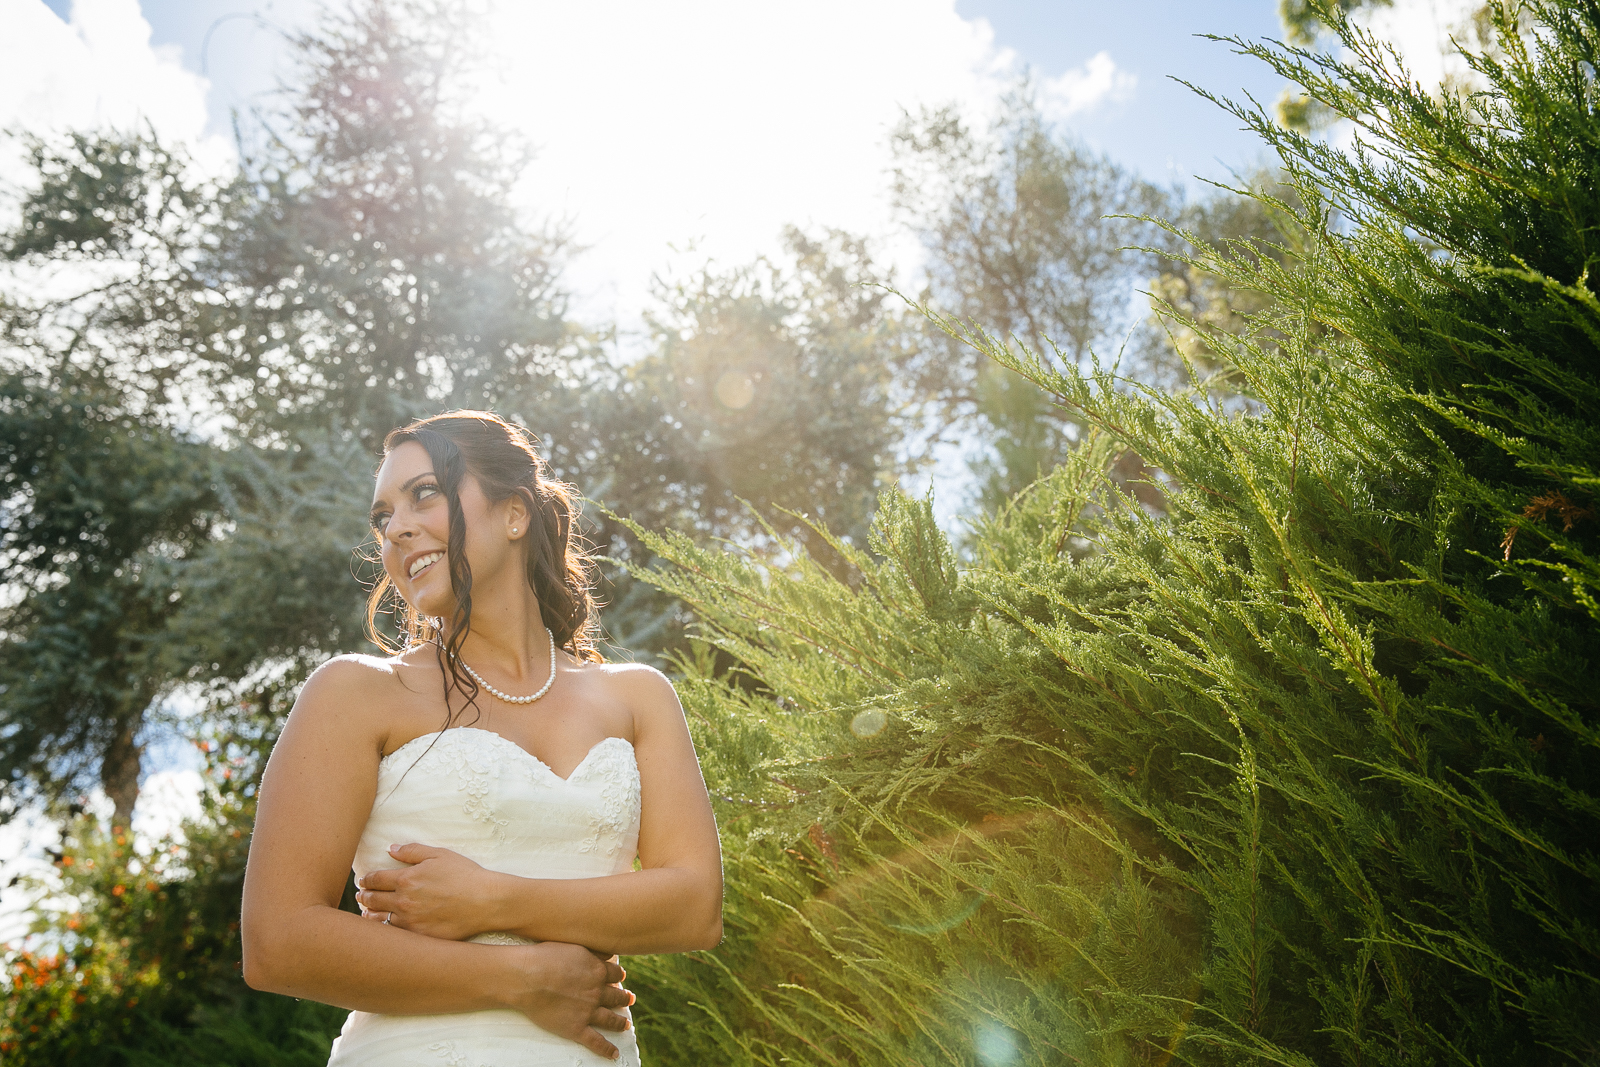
[327,728,643,1067]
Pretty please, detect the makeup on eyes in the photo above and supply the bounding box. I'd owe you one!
[370,475,442,535]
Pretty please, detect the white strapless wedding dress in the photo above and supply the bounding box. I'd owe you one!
[327,727,643,1066]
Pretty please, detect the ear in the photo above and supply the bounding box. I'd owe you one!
[505,489,532,541]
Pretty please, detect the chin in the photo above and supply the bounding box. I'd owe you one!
[399,579,456,622]
[410,594,457,621]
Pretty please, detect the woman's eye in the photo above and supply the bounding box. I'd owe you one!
[415,483,440,502]
[370,514,390,535]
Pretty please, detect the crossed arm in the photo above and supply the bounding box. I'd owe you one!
[240,658,722,1058]
[352,679,723,952]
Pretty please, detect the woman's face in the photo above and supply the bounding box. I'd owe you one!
[370,441,522,620]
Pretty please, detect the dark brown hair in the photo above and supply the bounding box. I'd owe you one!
[365,410,601,720]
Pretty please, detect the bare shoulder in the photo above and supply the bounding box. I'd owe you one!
[591,660,679,701]
[297,652,407,704]
[575,660,683,731]
[283,653,411,741]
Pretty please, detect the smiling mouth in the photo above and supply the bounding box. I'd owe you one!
[408,551,444,579]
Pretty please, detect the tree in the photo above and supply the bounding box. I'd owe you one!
[0,125,240,826]
[1146,170,1309,394]
[0,0,585,823]
[890,90,1177,507]
[200,0,576,451]
[0,369,221,829]
[1275,0,1516,131]
[610,229,901,557]
[1279,0,1388,45]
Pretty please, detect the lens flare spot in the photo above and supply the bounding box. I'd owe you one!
[974,1021,1019,1066]
[886,889,985,934]
[850,709,886,737]
[714,369,756,409]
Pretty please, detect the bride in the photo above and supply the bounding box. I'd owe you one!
[241,410,723,1065]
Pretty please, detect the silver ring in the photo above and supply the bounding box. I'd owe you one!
[383,915,392,925]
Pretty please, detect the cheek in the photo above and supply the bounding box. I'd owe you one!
[420,506,452,541]
[382,539,404,576]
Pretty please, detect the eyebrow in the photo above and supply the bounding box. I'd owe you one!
[369,471,438,522]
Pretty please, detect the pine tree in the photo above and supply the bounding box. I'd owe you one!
[205,0,575,450]
[0,369,222,829]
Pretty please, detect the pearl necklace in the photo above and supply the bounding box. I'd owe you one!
[453,628,558,705]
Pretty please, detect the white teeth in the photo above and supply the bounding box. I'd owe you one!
[409,552,443,578]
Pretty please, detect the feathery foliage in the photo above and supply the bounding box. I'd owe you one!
[620,4,1599,1064]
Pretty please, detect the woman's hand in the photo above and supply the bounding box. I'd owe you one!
[501,942,634,1061]
[356,842,503,940]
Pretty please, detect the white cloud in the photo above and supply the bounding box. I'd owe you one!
[0,0,229,227]
[1040,50,1136,120]
[1319,0,1491,163]
[1355,0,1488,92]
[470,0,1025,347]
[0,0,222,149]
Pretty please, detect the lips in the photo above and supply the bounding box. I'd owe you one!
[407,550,444,579]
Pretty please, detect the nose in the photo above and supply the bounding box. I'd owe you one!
[384,509,419,545]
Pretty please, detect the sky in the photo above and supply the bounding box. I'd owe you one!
[0,0,1478,936]
[9,0,1292,339]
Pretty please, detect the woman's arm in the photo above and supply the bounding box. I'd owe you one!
[355,666,723,955]
[240,658,633,1058]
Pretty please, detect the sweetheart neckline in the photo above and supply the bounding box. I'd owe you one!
[379,727,634,784]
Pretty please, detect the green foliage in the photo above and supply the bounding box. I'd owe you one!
[0,706,331,1066]
[621,490,1207,1065]
[1279,0,1389,47]
[614,4,1598,1064]
[210,0,576,449]
[614,227,903,558]
[165,434,379,682]
[890,90,1179,507]
[0,369,224,823]
[12,3,1596,1065]
[1147,170,1309,393]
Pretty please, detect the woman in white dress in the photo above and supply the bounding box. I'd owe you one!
[240,410,724,1065]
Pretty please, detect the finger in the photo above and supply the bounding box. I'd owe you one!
[589,1007,630,1033]
[577,1027,621,1060]
[388,842,445,864]
[357,889,401,912]
[603,960,626,985]
[360,869,402,892]
[600,984,635,1009]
